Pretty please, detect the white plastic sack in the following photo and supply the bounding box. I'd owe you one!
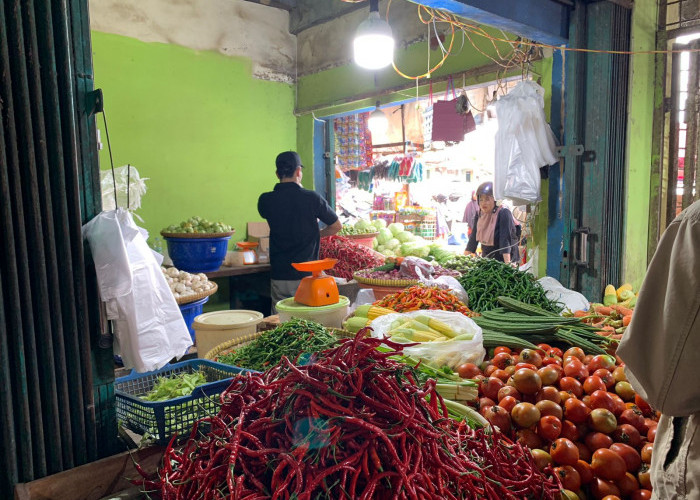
[83,208,193,372]
[494,81,558,205]
[538,276,590,313]
[370,310,485,369]
[100,165,148,212]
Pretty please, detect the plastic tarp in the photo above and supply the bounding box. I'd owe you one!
[83,209,193,372]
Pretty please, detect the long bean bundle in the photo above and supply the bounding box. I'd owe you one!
[456,258,562,313]
[140,332,561,499]
[215,318,337,371]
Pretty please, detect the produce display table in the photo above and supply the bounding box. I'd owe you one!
[205,264,271,310]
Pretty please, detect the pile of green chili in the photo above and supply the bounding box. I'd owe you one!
[456,258,563,313]
[215,318,338,371]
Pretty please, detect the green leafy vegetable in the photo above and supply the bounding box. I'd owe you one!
[143,371,207,401]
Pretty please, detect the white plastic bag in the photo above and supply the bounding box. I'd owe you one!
[370,310,485,369]
[538,276,590,312]
[494,81,558,205]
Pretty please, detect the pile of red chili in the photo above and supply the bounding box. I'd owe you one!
[374,284,477,317]
[139,332,560,499]
[320,235,384,280]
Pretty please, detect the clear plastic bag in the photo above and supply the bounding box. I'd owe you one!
[100,165,148,212]
[370,310,485,370]
[538,276,590,313]
[494,81,558,205]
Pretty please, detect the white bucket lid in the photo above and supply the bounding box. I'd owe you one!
[193,310,264,331]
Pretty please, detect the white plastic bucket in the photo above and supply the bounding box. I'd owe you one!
[193,310,264,358]
[275,296,350,329]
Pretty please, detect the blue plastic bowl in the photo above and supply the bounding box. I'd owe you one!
[179,296,209,342]
[165,236,231,273]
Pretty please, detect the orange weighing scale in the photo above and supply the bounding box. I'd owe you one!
[236,241,259,265]
[291,258,339,307]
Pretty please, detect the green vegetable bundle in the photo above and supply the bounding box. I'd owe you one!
[164,216,233,234]
[143,371,207,401]
[216,318,338,371]
[456,258,562,313]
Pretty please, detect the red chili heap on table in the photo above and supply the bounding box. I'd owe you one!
[320,235,384,280]
[139,331,560,499]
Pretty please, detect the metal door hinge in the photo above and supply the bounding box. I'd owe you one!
[556,144,584,157]
[87,89,104,116]
[323,152,331,159]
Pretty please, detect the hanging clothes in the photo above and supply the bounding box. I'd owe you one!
[83,209,193,372]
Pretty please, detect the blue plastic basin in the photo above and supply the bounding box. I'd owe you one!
[179,296,209,342]
[165,236,231,273]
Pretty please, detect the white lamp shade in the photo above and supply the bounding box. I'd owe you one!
[353,12,394,70]
[368,108,389,135]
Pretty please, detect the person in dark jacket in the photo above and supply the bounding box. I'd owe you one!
[258,151,341,310]
[465,182,519,264]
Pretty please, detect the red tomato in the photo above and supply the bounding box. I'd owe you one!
[584,354,594,365]
[514,362,538,371]
[564,398,591,424]
[584,376,607,395]
[498,385,521,401]
[560,391,575,404]
[610,442,642,473]
[591,448,628,481]
[484,364,498,377]
[619,408,647,434]
[573,459,594,484]
[457,362,482,379]
[554,465,581,491]
[601,496,622,500]
[564,347,586,362]
[516,429,544,450]
[560,377,584,398]
[531,448,553,471]
[587,354,617,373]
[536,343,552,352]
[511,402,541,428]
[536,386,562,404]
[575,441,592,462]
[480,377,504,401]
[615,381,636,401]
[477,397,496,412]
[512,368,542,395]
[492,352,515,370]
[535,399,563,419]
[560,420,581,442]
[589,408,618,434]
[550,347,564,358]
[564,359,589,381]
[585,431,613,451]
[542,353,562,366]
[638,464,652,489]
[617,471,640,496]
[609,393,627,417]
[518,349,543,368]
[537,366,560,386]
[498,395,519,414]
[613,424,642,448]
[483,405,512,433]
[630,489,652,500]
[491,369,510,382]
[647,425,657,443]
[550,438,579,466]
[593,369,616,389]
[613,365,627,383]
[589,390,618,413]
[590,478,621,499]
[641,442,653,463]
[537,416,563,441]
[494,346,511,355]
[635,395,654,417]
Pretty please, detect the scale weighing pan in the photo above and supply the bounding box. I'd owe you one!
[291,258,339,307]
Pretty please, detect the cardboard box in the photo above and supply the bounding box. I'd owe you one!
[247,221,270,253]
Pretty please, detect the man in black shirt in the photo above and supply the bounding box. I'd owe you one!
[258,151,341,310]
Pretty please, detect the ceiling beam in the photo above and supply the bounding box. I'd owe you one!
[242,0,297,11]
[407,0,570,45]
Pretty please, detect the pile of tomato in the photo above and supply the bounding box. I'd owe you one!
[459,345,659,500]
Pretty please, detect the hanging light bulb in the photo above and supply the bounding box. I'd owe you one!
[368,101,388,136]
[353,0,394,70]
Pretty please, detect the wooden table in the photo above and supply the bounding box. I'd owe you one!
[205,263,271,309]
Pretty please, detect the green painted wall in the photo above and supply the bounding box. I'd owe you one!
[92,32,296,245]
[622,0,657,288]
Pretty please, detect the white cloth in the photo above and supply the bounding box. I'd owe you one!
[83,209,192,372]
[617,201,700,497]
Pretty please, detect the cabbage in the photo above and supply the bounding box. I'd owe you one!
[354,219,371,231]
[382,249,396,257]
[371,219,387,230]
[400,241,431,258]
[376,228,393,244]
[372,238,378,250]
[388,223,405,236]
[376,245,386,253]
[386,238,400,250]
[396,231,414,243]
